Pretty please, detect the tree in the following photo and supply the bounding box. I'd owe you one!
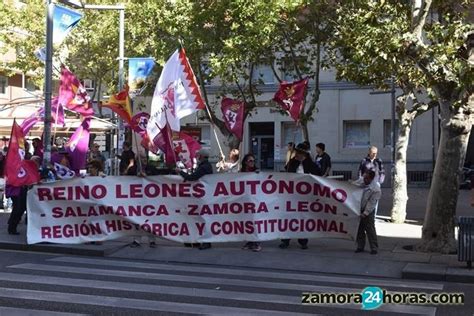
[0,0,45,85]
[127,0,307,152]
[0,0,120,107]
[411,0,473,253]
[332,0,473,252]
[330,1,436,224]
[63,6,120,116]
[270,1,337,142]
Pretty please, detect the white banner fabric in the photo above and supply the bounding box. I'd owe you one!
[27,173,364,244]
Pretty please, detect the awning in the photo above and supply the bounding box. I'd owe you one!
[0,99,117,137]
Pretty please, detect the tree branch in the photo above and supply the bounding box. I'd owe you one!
[247,63,257,109]
[283,30,303,79]
[410,99,438,118]
[270,61,282,83]
[196,56,226,132]
[411,0,432,41]
[304,39,321,119]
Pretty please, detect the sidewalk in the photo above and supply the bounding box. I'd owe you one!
[1,187,473,283]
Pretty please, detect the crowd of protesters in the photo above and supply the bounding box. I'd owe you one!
[0,136,384,255]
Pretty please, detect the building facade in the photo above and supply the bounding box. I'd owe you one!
[137,66,441,187]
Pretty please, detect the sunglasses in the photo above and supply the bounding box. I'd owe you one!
[247,159,255,162]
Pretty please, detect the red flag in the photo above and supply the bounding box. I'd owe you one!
[58,66,94,117]
[5,121,40,186]
[151,121,177,165]
[173,132,201,169]
[221,98,245,141]
[273,78,309,122]
[102,85,133,124]
[130,112,150,136]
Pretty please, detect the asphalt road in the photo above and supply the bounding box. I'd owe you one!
[0,249,472,315]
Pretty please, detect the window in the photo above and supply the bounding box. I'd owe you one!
[252,64,274,84]
[83,79,94,90]
[384,119,412,147]
[200,125,211,147]
[282,122,303,146]
[0,76,8,94]
[343,121,370,148]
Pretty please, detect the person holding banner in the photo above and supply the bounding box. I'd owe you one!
[314,143,331,177]
[354,170,381,255]
[177,148,213,250]
[118,142,137,176]
[87,143,105,169]
[279,143,318,250]
[240,153,262,252]
[216,149,240,173]
[6,185,27,235]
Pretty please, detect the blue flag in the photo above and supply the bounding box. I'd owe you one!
[53,4,83,44]
[128,58,155,96]
[35,5,82,62]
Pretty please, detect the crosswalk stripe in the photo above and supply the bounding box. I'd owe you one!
[7,263,436,315]
[0,287,315,316]
[0,306,88,316]
[49,256,444,290]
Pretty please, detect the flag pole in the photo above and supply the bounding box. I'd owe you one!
[133,131,143,174]
[129,98,143,175]
[202,104,225,160]
[52,100,60,142]
[164,111,178,165]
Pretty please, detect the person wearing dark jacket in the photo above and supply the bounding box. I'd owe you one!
[280,143,317,249]
[178,149,213,181]
[176,148,213,250]
[314,143,331,177]
[240,153,262,251]
[358,146,385,184]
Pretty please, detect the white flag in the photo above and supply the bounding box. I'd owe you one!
[147,48,205,143]
[54,163,76,179]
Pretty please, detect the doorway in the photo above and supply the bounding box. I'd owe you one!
[249,122,274,170]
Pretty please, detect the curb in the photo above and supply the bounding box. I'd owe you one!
[0,241,129,257]
[402,262,474,284]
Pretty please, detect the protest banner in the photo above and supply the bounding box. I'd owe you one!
[27,173,364,244]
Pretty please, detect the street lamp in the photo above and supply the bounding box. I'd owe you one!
[46,1,126,174]
[43,1,54,166]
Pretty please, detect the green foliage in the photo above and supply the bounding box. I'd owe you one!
[0,0,45,83]
[330,0,473,103]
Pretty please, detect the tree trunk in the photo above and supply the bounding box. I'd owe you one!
[418,100,472,253]
[391,116,412,223]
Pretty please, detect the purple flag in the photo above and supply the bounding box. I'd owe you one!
[20,112,41,135]
[20,98,65,134]
[65,117,91,174]
[59,66,94,117]
[52,97,65,126]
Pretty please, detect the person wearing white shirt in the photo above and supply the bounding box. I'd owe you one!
[354,170,382,255]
